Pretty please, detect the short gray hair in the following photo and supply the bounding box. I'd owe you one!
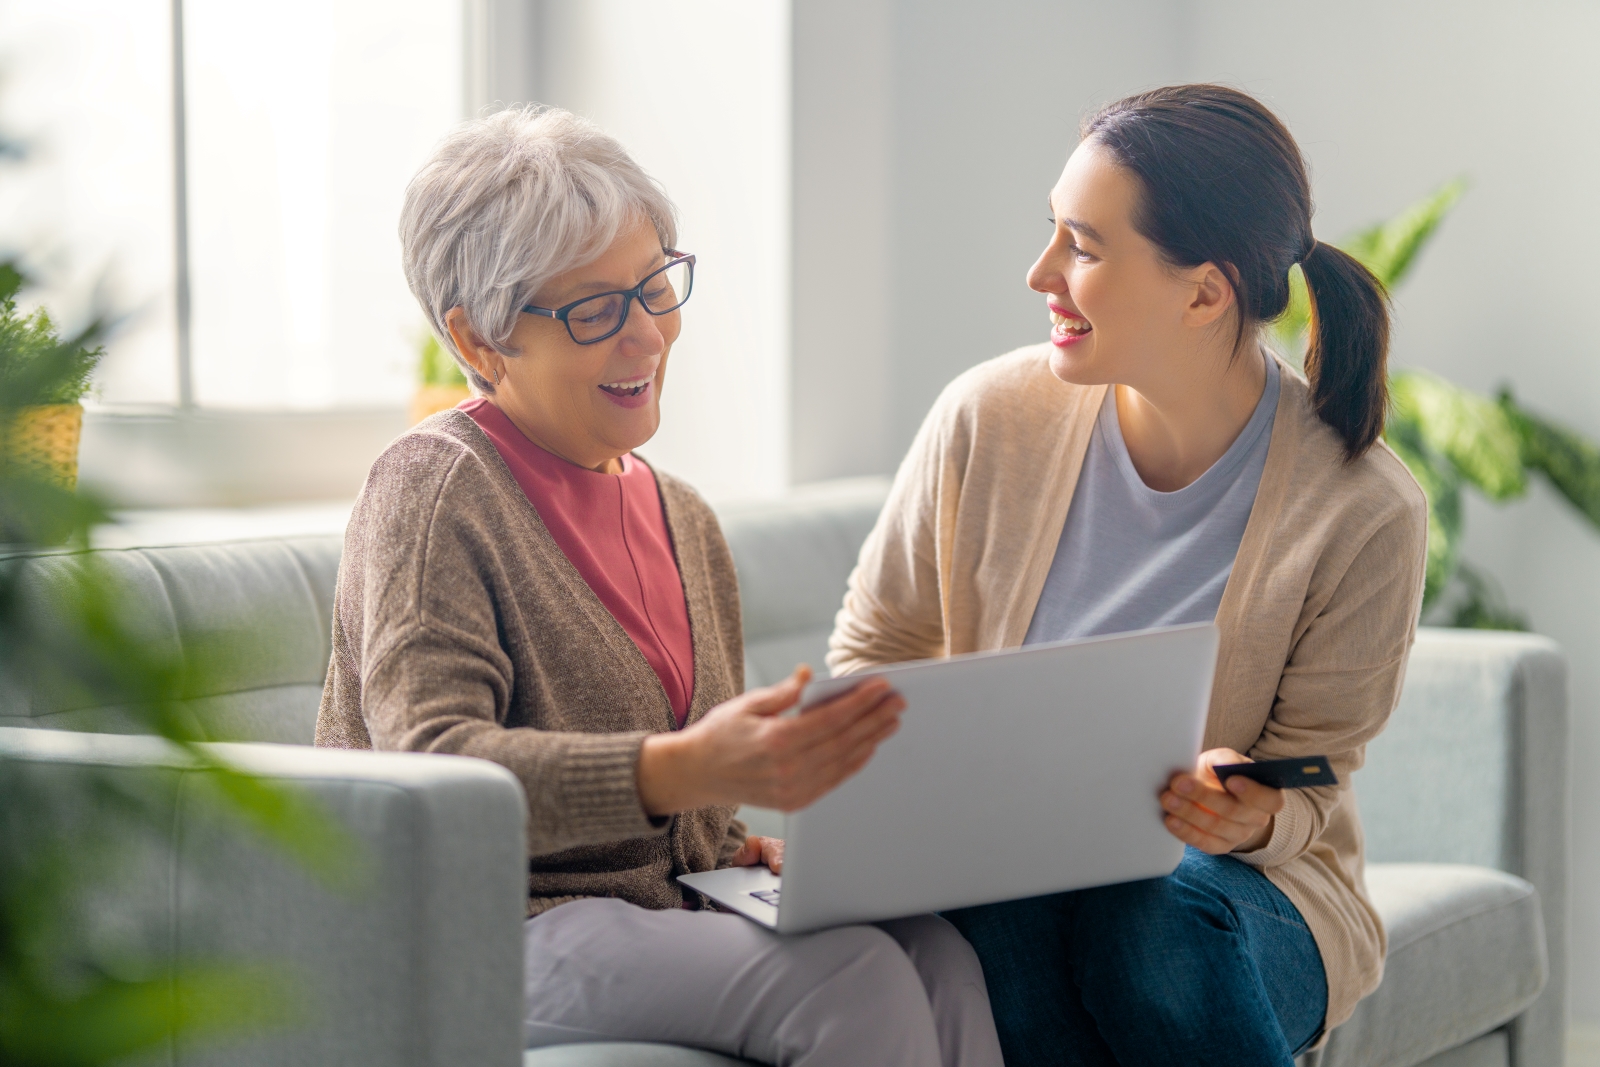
[400,106,678,392]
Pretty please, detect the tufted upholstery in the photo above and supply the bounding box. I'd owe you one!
[1,536,340,742]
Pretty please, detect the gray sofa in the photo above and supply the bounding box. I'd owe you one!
[0,479,1566,1067]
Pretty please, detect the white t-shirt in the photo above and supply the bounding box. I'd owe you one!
[1024,356,1280,645]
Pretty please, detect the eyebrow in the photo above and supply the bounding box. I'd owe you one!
[1062,217,1105,245]
[561,253,669,298]
[1047,196,1106,245]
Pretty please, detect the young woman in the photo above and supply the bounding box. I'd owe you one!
[829,85,1428,1065]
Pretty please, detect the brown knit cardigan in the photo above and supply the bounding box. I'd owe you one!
[316,409,748,916]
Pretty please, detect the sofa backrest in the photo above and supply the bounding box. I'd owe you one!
[0,536,341,744]
[1,483,1567,894]
[716,478,891,686]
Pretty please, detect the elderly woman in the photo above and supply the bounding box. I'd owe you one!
[314,107,1002,1067]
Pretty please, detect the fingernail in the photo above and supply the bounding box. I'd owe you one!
[1174,777,1194,796]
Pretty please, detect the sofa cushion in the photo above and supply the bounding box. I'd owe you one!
[0,535,341,743]
[1315,864,1545,1067]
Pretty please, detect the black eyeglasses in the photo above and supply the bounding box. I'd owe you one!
[521,249,695,345]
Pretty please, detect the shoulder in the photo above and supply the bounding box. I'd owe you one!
[1274,364,1427,542]
[344,409,523,577]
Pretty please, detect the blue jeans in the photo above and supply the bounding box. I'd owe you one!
[944,848,1327,1067]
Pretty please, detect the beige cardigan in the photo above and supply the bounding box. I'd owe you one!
[316,409,748,916]
[829,345,1427,1030]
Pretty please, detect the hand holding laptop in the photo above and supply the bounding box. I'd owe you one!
[1160,747,1289,855]
[636,664,905,817]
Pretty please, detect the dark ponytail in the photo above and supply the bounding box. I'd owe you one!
[1084,85,1391,460]
[1298,241,1389,459]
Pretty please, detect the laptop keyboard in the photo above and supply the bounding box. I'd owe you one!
[749,889,781,907]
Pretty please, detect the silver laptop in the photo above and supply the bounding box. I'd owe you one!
[677,622,1217,934]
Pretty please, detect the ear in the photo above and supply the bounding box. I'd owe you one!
[1181,262,1237,330]
[443,306,502,384]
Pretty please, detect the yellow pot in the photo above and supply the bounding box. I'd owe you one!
[9,403,84,490]
[411,384,471,425]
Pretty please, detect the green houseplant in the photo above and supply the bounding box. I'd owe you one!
[0,264,359,1063]
[0,264,103,489]
[1273,180,1600,629]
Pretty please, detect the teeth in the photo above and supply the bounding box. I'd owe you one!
[603,375,652,390]
[1050,311,1090,332]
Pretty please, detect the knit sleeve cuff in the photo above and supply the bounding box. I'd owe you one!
[544,730,664,847]
[1232,789,1310,869]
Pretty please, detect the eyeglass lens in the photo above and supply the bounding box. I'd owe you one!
[565,258,692,343]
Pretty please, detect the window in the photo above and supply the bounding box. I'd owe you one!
[1,0,461,410]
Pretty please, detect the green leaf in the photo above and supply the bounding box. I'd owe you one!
[0,262,106,408]
[1270,179,1467,362]
[195,759,367,892]
[1341,177,1468,290]
[0,963,301,1066]
[1389,369,1525,501]
[1501,389,1600,528]
[1383,408,1462,606]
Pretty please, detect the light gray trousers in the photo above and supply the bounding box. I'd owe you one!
[523,897,1003,1067]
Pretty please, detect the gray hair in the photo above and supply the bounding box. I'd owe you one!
[400,105,678,393]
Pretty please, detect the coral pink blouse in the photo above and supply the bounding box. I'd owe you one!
[460,399,695,726]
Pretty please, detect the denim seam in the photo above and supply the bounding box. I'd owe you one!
[1233,899,1313,931]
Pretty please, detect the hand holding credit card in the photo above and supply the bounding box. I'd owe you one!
[1213,755,1338,790]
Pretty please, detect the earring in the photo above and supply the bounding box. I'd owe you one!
[492,366,501,386]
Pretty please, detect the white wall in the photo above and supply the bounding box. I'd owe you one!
[791,0,1183,476]
[1182,0,1600,1023]
[792,0,1600,1024]
[539,0,792,503]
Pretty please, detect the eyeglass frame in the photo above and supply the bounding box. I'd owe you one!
[519,249,695,346]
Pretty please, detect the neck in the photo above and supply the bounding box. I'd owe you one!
[488,396,625,474]
[1114,341,1269,493]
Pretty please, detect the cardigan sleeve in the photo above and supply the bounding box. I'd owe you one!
[1233,499,1427,869]
[333,436,667,858]
[828,394,954,675]
[361,623,666,856]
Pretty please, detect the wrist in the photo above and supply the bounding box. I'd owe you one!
[1238,815,1275,853]
[637,731,702,816]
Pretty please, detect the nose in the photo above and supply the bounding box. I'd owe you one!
[617,296,668,353]
[1027,244,1067,295]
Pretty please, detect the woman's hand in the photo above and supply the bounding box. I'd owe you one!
[1160,748,1284,854]
[730,835,785,873]
[636,665,905,816]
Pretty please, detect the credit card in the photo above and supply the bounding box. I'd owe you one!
[1213,755,1337,790]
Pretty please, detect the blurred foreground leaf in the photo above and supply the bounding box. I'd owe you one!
[1,259,361,1065]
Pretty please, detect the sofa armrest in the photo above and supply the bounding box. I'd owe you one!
[0,727,528,1067]
[1357,629,1568,1067]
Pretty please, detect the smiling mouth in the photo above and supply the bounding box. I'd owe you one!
[600,375,652,398]
[1050,308,1091,337]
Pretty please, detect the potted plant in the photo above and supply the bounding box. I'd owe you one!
[0,265,103,490]
[410,332,470,424]
[1275,181,1600,627]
